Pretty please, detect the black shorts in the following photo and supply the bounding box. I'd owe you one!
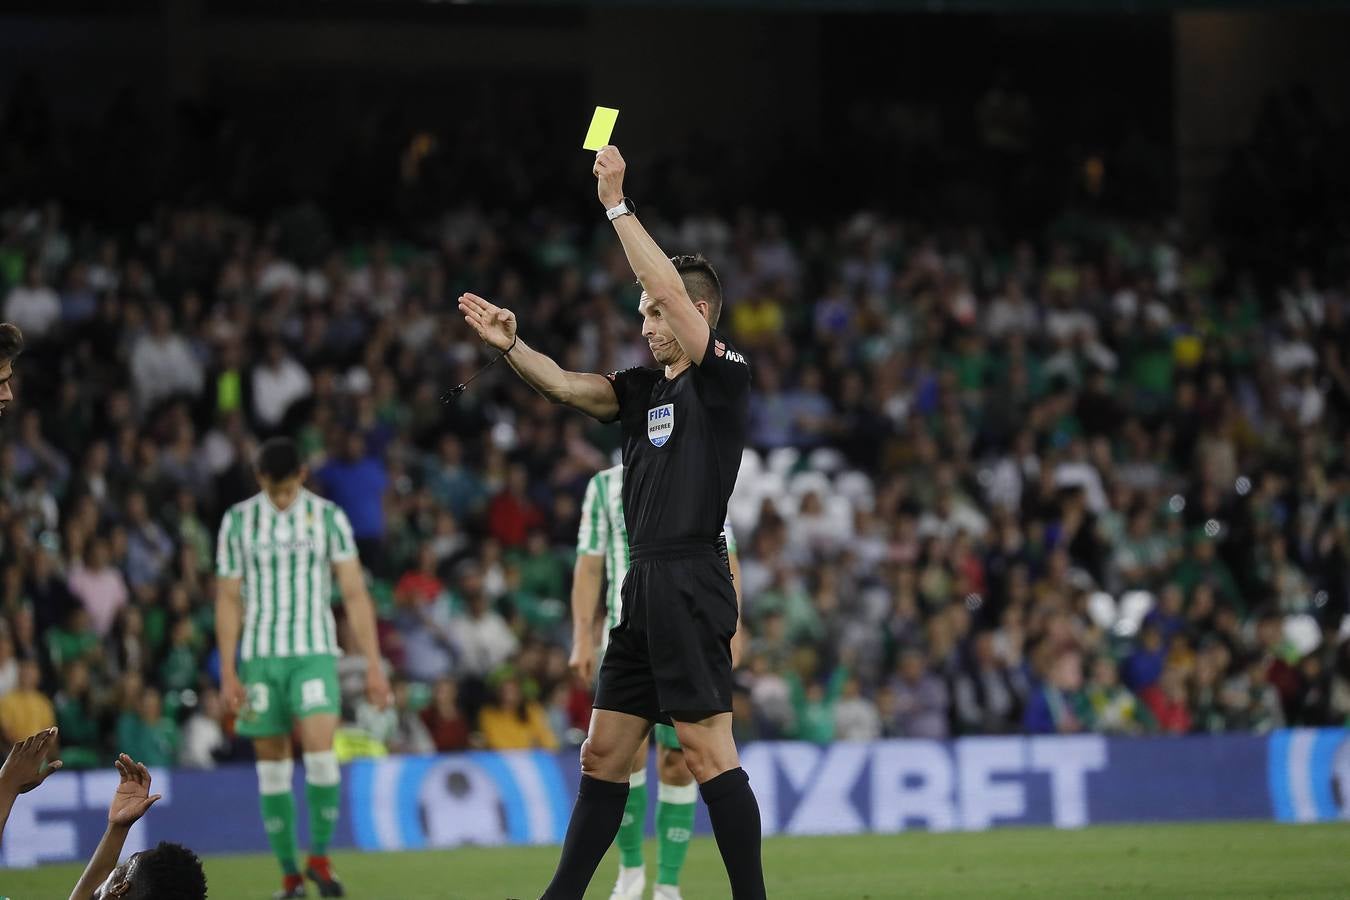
[593,540,738,725]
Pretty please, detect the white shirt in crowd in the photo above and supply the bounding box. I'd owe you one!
[918,499,990,540]
[251,356,313,428]
[834,696,882,742]
[750,671,794,734]
[257,258,303,296]
[985,294,1039,339]
[130,332,205,413]
[1055,461,1109,514]
[450,609,519,679]
[180,712,227,769]
[4,283,62,338]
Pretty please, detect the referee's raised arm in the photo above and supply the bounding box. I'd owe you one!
[456,291,619,421]
[593,146,713,366]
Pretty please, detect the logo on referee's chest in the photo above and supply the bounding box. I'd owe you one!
[647,403,674,447]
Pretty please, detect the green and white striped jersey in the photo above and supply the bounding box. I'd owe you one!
[215,489,357,660]
[577,464,736,648]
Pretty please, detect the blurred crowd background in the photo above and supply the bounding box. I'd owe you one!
[1,2,1350,770]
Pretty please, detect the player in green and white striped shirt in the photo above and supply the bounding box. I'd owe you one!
[216,438,389,900]
[569,464,743,900]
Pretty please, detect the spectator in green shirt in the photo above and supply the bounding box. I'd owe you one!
[45,607,101,671]
[158,617,200,695]
[1189,641,1232,733]
[1221,657,1285,734]
[1255,535,1314,615]
[756,565,824,646]
[500,563,565,636]
[169,488,213,577]
[1172,531,1242,614]
[1212,295,1260,368]
[1110,507,1171,592]
[512,530,567,606]
[116,687,180,768]
[1084,655,1154,735]
[53,659,102,768]
[787,661,849,746]
[1125,317,1175,412]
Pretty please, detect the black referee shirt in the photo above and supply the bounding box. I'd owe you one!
[606,328,750,547]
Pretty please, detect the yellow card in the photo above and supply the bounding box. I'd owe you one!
[583,106,620,151]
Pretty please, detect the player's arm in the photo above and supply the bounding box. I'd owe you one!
[570,555,605,682]
[335,557,392,708]
[215,508,246,712]
[213,508,249,715]
[457,292,618,421]
[215,575,245,712]
[570,474,610,683]
[593,146,711,365]
[69,756,162,900]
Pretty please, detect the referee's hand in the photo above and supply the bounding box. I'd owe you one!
[593,145,626,208]
[569,637,597,684]
[458,292,517,352]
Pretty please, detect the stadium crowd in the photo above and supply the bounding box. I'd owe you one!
[0,194,1348,770]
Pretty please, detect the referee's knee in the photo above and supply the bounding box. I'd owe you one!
[679,746,722,783]
[671,731,738,783]
[579,736,629,782]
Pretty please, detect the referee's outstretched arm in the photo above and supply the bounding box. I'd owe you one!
[457,291,619,421]
[593,145,713,366]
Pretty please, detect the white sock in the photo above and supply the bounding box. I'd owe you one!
[302,750,340,787]
[256,758,294,795]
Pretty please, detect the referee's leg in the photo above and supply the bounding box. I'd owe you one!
[672,712,767,900]
[540,708,650,900]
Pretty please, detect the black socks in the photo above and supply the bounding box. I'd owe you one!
[539,775,629,900]
[701,767,767,900]
[540,767,765,900]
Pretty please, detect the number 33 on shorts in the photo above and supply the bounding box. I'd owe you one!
[236,657,342,737]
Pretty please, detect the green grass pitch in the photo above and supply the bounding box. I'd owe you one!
[6,822,1349,899]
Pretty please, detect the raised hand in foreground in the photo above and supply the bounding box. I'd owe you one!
[71,754,205,900]
[0,726,63,844]
[106,754,163,828]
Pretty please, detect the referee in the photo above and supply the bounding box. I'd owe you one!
[458,145,765,899]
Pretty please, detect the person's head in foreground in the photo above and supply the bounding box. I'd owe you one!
[0,322,24,417]
[94,841,208,900]
[639,254,723,366]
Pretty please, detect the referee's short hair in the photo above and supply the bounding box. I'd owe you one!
[671,254,724,327]
[256,437,302,482]
[0,322,24,364]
